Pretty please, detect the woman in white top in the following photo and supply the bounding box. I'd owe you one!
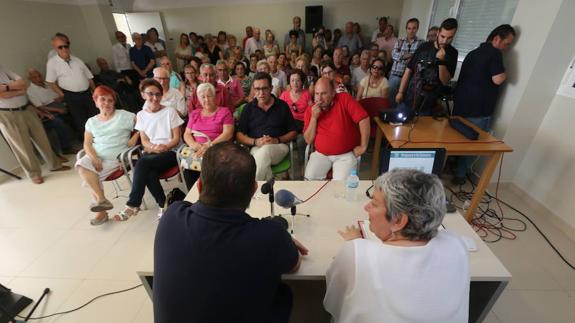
[356,58,389,100]
[324,169,470,323]
[174,33,193,73]
[116,79,184,220]
[75,85,138,225]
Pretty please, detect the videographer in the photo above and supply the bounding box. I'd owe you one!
[395,18,458,116]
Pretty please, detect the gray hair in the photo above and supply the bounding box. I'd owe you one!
[374,169,446,241]
[256,59,270,71]
[199,63,216,73]
[196,82,216,97]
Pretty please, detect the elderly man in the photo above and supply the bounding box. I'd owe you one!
[154,142,307,322]
[333,47,351,87]
[371,17,388,42]
[152,67,186,117]
[159,56,184,94]
[244,27,263,58]
[337,22,362,55]
[129,32,155,80]
[95,58,131,88]
[267,55,287,91]
[304,77,370,180]
[47,32,69,59]
[284,16,306,53]
[375,24,398,65]
[216,60,244,108]
[27,68,75,158]
[237,72,297,180]
[187,63,232,113]
[351,50,372,92]
[46,34,97,138]
[0,66,70,184]
[242,26,254,49]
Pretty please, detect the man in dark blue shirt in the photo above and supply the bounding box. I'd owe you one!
[395,18,459,115]
[129,32,155,80]
[451,24,515,185]
[237,72,297,180]
[154,142,308,323]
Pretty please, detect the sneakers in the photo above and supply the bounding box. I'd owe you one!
[157,207,164,219]
[90,200,114,212]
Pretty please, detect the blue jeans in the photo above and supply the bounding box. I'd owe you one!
[127,151,177,208]
[454,116,492,178]
[387,74,402,108]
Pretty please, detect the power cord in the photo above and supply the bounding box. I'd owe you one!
[16,284,143,320]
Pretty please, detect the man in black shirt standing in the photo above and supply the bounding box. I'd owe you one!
[237,72,297,180]
[154,142,308,323]
[451,24,515,184]
[395,18,459,115]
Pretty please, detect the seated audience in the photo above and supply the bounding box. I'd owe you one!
[224,35,238,58]
[174,33,193,73]
[27,68,76,158]
[159,56,185,94]
[95,57,132,89]
[371,17,388,42]
[116,79,183,220]
[204,33,224,65]
[279,69,311,133]
[153,67,186,117]
[277,53,289,74]
[324,169,469,322]
[268,55,287,91]
[75,85,138,225]
[312,27,328,51]
[248,53,259,75]
[216,31,228,52]
[285,30,303,57]
[130,32,155,80]
[375,24,397,66]
[284,16,306,52]
[245,27,263,58]
[349,53,361,71]
[332,48,351,89]
[356,58,389,100]
[320,61,347,94]
[187,63,232,113]
[242,26,253,48]
[237,72,297,180]
[337,22,362,55]
[0,65,70,184]
[183,64,199,107]
[216,60,244,108]
[233,62,252,102]
[340,45,351,66]
[311,46,324,76]
[182,83,234,189]
[304,78,369,180]
[263,31,280,58]
[295,55,317,91]
[253,60,282,97]
[351,50,372,93]
[154,141,308,323]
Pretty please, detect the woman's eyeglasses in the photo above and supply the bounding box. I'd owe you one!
[371,65,384,70]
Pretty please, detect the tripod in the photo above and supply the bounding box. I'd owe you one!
[278,206,310,235]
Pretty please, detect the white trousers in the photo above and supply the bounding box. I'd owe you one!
[250,143,289,180]
[305,151,357,180]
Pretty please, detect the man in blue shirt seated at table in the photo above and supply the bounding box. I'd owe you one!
[153,142,308,323]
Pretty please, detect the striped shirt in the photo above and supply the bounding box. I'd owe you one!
[390,37,424,77]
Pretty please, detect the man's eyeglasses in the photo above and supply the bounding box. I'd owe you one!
[57,45,70,50]
[254,87,270,92]
[144,92,162,97]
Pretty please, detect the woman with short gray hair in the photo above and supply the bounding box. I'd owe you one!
[324,169,470,323]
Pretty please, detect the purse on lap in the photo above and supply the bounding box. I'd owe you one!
[178,130,211,171]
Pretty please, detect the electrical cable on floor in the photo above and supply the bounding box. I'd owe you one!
[447,155,575,271]
[16,284,143,320]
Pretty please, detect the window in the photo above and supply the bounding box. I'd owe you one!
[429,0,518,59]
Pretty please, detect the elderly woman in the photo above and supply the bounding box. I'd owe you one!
[76,85,138,225]
[279,69,310,133]
[356,58,389,100]
[116,79,184,220]
[233,61,252,102]
[182,83,234,189]
[324,169,469,322]
[263,31,280,58]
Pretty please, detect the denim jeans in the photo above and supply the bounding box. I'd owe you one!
[387,74,402,108]
[454,116,492,178]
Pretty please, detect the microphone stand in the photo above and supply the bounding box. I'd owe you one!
[261,179,275,218]
[278,206,310,235]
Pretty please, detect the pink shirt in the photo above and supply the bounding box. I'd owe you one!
[376,36,398,63]
[186,107,233,144]
[279,89,312,121]
[187,83,233,114]
[218,77,244,107]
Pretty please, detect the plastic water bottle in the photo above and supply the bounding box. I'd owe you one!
[345,170,360,202]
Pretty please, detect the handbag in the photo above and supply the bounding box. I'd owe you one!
[178,130,211,172]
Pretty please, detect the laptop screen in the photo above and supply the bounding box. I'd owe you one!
[381,148,446,175]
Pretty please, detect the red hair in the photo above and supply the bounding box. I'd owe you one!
[92,85,117,102]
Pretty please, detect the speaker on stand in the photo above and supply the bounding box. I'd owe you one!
[305,6,323,34]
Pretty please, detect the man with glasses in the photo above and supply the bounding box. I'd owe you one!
[388,18,424,107]
[129,32,155,80]
[304,77,369,180]
[237,72,297,180]
[153,67,186,117]
[46,34,98,139]
[321,61,347,93]
[216,60,244,108]
[159,56,184,94]
[187,63,232,113]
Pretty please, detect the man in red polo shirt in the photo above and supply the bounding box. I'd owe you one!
[303,77,370,180]
[187,63,232,114]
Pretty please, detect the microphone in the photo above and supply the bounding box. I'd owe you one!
[261,178,275,194]
[275,189,303,209]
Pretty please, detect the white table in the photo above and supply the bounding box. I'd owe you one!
[142,180,511,322]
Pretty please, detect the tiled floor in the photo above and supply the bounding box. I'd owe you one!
[1,160,575,322]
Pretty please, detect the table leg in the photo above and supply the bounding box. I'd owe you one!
[465,152,502,222]
[370,125,383,180]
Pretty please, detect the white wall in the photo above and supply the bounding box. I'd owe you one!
[398,0,433,39]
